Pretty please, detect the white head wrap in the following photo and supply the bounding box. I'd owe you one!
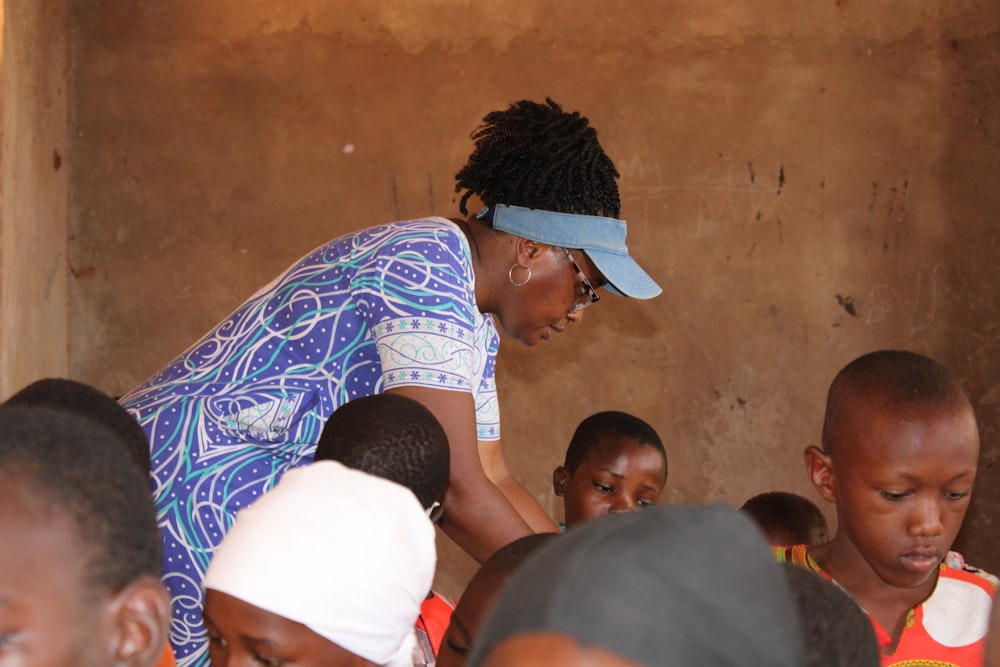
[203,460,436,666]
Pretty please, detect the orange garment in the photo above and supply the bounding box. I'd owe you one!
[154,643,177,667]
[416,590,456,656]
[776,545,997,667]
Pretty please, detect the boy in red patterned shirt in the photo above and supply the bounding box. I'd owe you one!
[777,350,997,666]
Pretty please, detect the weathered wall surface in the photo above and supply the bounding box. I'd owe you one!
[66,1,1000,597]
[1,0,69,396]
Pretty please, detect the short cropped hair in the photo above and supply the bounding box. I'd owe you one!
[781,564,880,667]
[4,377,152,472]
[479,533,558,582]
[454,98,621,218]
[822,350,971,453]
[313,394,450,509]
[563,410,666,474]
[0,405,162,593]
[741,491,829,547]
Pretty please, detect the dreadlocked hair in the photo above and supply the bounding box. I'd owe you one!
[454,98,621,219]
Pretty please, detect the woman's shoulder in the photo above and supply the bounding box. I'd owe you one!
[355,216,470,256]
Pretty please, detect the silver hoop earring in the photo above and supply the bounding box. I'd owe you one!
[508,263,532,287]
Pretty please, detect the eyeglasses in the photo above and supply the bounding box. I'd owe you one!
[562,248,601,313]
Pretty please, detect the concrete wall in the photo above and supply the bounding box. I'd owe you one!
[1,0,69,395]
[62,1,999,597]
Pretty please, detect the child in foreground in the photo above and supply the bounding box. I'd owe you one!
[0,405,171,667]
[3,378,176,667]
[742,490,829,547]
[313,393,453,662]
[552,410,667,529]
[778,350,997,666]
[437,533,557,667]
[202,461,436,667]
[469,505,804,667]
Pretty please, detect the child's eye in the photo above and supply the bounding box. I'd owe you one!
[880,490,909,501]
[636,498,654,507]
[445,637,470,655]
[592,482,614,494]
[254,653,287,667]
[945,490,970,501]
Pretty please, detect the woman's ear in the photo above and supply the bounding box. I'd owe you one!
[804,445,837,504]
[105,576,172,667]
[513,236,543,265]
[553,466,570,497]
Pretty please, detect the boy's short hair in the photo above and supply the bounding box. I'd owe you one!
[477,533,557,583]
[0,405,162,593]
[4,377,152,473]
[742,491,829,546]
[563,410,666,472]
[822,350,971,453]
[781,564,879,667]
[313,393,450,508]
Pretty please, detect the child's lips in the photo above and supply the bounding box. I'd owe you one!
[900,547,941,573]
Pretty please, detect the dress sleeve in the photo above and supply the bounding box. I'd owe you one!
[352,220,500,439]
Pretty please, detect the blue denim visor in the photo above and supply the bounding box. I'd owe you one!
[481,204,662,299]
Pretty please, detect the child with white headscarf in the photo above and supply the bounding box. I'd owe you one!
[202,460,436,667]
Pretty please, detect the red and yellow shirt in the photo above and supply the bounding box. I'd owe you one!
[776,545,997,667]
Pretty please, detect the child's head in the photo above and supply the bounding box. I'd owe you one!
[203,461,436,667]
[553,411,667,528]
[0,405,170,667]
[314,393,450,511]
[780,564,879,667]
[806,350,979,590]
[468,505,804,667]
[4,377,152,472]
[741,491,829,547]
[437,533,557,667]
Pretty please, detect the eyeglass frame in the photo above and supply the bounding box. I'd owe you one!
[561,247,601,313]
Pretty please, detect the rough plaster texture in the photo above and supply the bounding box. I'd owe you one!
[62,1,999,598]
[1,0,69,396]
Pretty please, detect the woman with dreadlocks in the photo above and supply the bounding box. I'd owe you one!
[120,98,661,667]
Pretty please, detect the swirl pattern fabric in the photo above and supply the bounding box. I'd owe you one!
[120,217,500,667]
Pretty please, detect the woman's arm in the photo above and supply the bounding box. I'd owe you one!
[387,385,553,563]
[478,439,559,533]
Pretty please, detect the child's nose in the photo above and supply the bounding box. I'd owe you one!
[908,496,945,537]
[610,495,639,513]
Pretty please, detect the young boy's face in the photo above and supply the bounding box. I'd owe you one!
[438,568,507,667]
[553,435,667,528]
[818,400,979,590]
[203,589,376,667]
[0,489,114,667]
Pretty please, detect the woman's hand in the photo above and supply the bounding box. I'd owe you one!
[387,386,555,562]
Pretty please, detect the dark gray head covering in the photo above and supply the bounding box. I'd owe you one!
[468,504,804,667]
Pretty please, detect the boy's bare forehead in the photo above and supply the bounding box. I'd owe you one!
[825,397,978,456]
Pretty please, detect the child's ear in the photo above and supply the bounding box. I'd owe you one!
[106,576,172,667]
[553,466,570,497]
[805,445,837,503]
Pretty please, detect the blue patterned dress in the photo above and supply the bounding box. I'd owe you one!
[120,218,500,667]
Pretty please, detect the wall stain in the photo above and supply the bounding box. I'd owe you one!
[836,293,859,317]
[777,165,786,194]
[748,161,756,184]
